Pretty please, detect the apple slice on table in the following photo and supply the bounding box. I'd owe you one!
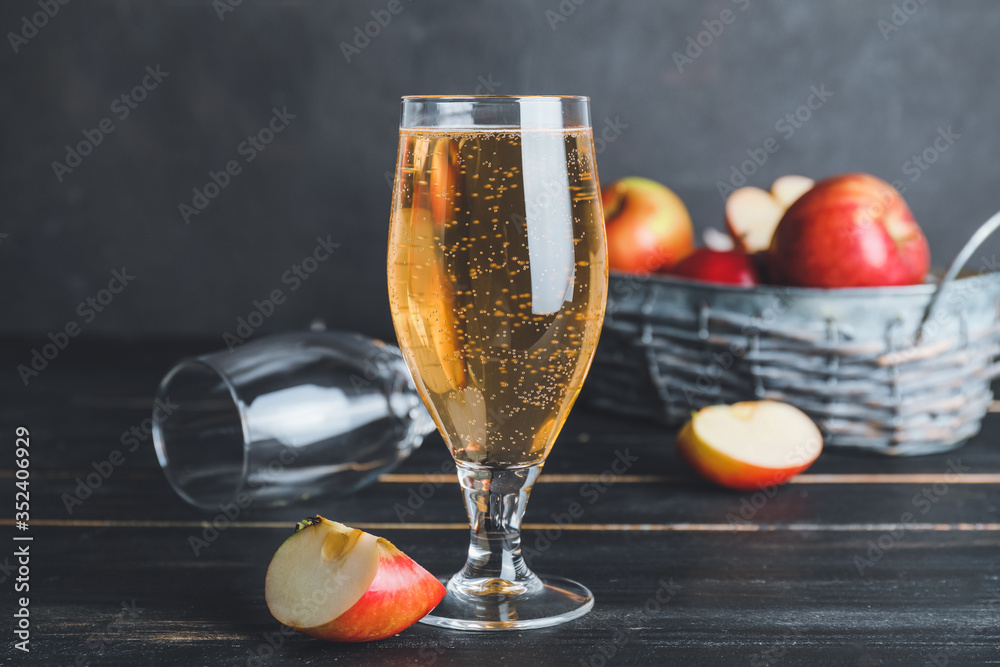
[265,516,445,642]
[725,176,814,253]
[676,401,823,491]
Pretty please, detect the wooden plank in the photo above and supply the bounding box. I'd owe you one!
[7,469,1000,484]
[23,471,1000,527]
[5,390,1000,477]
[1,338,997,665]
[5,517,1000,531]
[3,526,996,666]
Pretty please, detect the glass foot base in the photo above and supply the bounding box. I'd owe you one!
[419,574,594,631]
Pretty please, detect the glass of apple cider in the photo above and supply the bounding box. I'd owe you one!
[388,95,608,630]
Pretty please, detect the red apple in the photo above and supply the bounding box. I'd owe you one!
[676,401,823,491]
[768,173,930,288]
[725,176,814,253]
[603,177,694,273]
[265,516,445,642]
[663,248,759,287]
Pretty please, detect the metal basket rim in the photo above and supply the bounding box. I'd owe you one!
[609,269,1000,300]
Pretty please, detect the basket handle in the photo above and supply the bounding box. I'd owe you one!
[915,209,1000,344]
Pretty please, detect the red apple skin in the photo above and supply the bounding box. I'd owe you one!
[675,422,813,491]
[299,538,445,642]
[603,177,694,274]
[768,173,930,288]
[663,248,759,287]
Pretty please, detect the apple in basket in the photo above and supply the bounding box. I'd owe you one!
[676,401,823,490]
[768,173,930,288]
[265,517,445,642]
[661,247,760,287]
[603,177,694,273]
[725,175,815,253]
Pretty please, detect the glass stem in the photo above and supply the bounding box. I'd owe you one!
[450,462,544,598]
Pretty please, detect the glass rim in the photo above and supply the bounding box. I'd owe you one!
[152,356,251,510]
[399,95,591,130]
[401,95,590,103]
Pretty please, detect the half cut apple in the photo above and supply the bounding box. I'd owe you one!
[676,401,823,490]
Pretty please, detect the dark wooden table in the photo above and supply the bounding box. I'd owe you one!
[1,338,998,666]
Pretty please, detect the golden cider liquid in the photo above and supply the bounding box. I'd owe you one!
[388,127,607,468]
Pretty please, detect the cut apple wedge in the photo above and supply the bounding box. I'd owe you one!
[724,186,785,253]
[725,177,814,253]
[265,516,445,642]
[771,175,815,208]
[676,401,823,490]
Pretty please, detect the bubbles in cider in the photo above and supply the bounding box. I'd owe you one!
[388,127,607,467]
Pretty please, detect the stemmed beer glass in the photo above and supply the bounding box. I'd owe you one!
[387,96,607,630]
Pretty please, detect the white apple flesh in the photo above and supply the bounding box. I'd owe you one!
[725,186,786,253]
[265,516,445,642]
[771,175,815,208]
[676,401,823,490]
[725,177,814,253]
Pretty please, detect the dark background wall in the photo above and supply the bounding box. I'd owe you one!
[3,0,1000,346]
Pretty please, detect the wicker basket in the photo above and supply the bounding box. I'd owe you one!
[587,214,1000,456]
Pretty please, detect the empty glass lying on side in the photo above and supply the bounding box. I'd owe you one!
[152,331,435,510]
